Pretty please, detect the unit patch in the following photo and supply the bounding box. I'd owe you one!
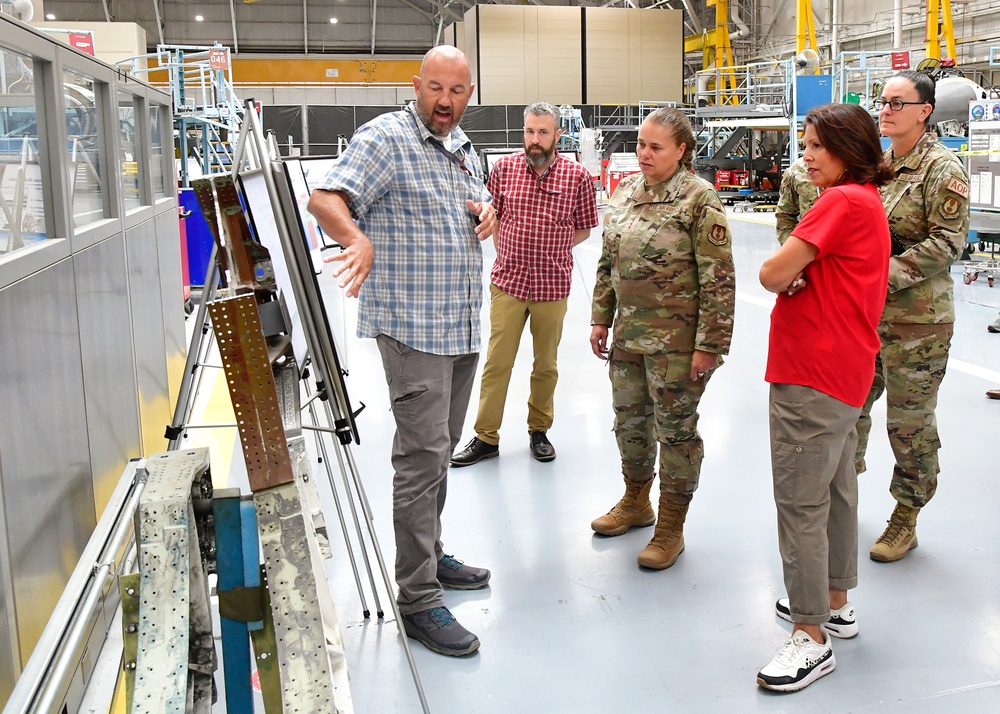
[946,176,970,199]
[940,195,962,220]
[708,224,729,246]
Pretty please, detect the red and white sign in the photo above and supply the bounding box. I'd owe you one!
[891,51,911,70]
[68,32,95,56]
[209,48,231,71]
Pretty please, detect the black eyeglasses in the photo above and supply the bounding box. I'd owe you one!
[873,98,927,111]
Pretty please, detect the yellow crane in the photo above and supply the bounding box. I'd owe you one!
[925,0,957,62]
[796,0,820,74]
[683,0,739,103]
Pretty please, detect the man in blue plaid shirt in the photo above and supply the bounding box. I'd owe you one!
[308,45,497,658]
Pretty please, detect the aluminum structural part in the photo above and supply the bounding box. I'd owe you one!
[131,448,216,713]
[251,437,352,712]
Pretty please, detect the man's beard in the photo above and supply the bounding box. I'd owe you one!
[525,145,554,167]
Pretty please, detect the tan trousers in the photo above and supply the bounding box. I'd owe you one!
[770,384,861,624]
[474,284,568,444]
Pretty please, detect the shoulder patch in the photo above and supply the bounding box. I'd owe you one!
[708,223,729,246]
[939,195,962,221]
[946,176,970,199]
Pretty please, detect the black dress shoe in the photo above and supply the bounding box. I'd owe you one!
[450,437,499,467]
[529,431,556,462]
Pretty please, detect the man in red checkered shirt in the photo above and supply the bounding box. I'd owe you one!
[451,101,599,466]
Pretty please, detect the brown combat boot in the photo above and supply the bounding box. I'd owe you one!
[870,502,919,562]
[591,478,655,536]
[637,495,690,570]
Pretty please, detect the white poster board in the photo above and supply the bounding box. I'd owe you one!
[238,169,309,367]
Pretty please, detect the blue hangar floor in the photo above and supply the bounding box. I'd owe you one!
[231,208,1000,712]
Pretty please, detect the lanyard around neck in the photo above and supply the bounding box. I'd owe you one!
[427,137,472,175]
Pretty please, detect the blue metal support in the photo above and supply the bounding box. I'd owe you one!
[213,489,255,713]
[240,499,264,632]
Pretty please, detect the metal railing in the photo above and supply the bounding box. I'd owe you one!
[5,460,147,714]
[830,51,898,111]
[695,59,793,109]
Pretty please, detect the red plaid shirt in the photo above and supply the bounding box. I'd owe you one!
[487,152,598,302]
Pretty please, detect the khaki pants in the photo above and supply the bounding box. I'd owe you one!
[474,284,568,444]
[770,384,861,624]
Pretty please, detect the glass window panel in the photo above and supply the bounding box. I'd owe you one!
[149,104,166,198]
[0,46,49,256]
[118,89,142,210]
[64,69,106,228]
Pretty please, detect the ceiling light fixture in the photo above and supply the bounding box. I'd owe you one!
[46,13,56,20]
[195,15,204,22]
[330,17,338,24]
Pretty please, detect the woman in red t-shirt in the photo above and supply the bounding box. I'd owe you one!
[756,103,892,693]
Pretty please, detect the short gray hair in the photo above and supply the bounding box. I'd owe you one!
[524,101,560,125]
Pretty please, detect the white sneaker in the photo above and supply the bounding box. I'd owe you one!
[775,598,859,639]
[757,630,836,692]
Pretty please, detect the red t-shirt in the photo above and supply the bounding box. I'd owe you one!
[765,183,890,407]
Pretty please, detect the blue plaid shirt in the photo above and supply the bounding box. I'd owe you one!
[317,102,489,355]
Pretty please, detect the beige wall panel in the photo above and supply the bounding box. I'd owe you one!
[464,8,479,103]
[336,86,399,104]
[235,86,275,104]
[536,7,582,104]
[445,22,465,54]
[309,88,338,105]
[272,87,309,105]
[628,10,644,103]
[638,9,683,103]
[32,21,147,70]
[585,8,632,104]
[477,6,529,105]
[523,9,539,102]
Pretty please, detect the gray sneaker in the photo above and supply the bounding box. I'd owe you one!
[437,554,491,590]
[989,316,1000,333]
[402,606,480,656]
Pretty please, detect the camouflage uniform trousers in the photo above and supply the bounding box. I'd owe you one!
[609,347,711,499]
[854,322,953,509]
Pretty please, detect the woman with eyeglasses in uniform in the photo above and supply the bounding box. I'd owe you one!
[855,70,970,563]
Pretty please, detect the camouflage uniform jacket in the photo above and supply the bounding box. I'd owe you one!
[592,169,735,355]
[775,157,820,245]
[881,132,970,324]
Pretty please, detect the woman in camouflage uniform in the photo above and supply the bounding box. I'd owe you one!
[857,70,970,562]
[589,107,735,570]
